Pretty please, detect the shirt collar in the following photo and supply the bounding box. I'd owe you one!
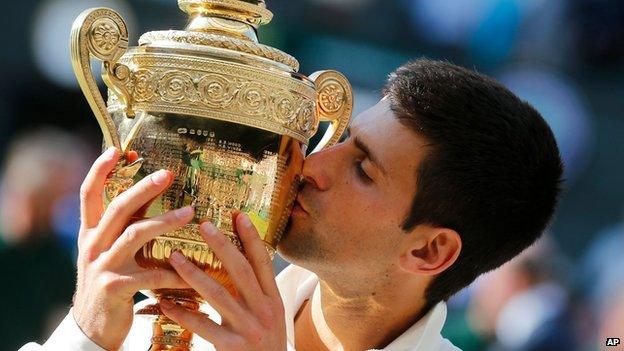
[275,264,448,350]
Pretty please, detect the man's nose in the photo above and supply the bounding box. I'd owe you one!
[301,148,333,191]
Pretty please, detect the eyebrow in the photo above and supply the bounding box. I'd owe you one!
[352,131,387,176]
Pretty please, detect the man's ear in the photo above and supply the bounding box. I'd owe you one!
[398,226,462,276]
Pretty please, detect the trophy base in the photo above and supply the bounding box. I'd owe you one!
[134,231,241,350]
[137,293,201,351]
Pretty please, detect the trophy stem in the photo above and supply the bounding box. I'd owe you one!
[137,296,199,351]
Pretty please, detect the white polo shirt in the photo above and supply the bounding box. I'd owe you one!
[20,264,460,351]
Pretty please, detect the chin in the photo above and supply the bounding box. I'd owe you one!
[276,225,307,262]
[276,228,295,256]
[280,215,305,240]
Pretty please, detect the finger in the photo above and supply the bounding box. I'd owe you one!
[93,169,172,252]
[235,213,280,297]
[160,300,240,348]
[108,206,195,261]
[124,269,191,291]
[199,222,266,307]
[168,251,250,327]
[79,147,119,230]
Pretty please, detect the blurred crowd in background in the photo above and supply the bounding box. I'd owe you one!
[1,0,623,350]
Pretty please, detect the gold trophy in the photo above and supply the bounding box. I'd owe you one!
[70,1,352,349]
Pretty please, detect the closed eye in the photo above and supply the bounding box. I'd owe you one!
[340,127,374,183]
[355,160,373,183]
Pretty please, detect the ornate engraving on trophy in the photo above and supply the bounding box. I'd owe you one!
[112,55,319,140]
[319,80,346,113]
[90,18,121,55]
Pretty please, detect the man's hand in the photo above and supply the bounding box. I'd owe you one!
[160,213,287,351]
[72,147,194,350]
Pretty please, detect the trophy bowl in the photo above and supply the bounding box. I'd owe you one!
[70,1,353,349]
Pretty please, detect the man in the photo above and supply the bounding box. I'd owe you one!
[20,59,563,350]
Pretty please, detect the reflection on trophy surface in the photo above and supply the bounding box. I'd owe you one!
[70,0,352,349]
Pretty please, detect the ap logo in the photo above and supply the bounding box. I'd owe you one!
[606,337,620,347]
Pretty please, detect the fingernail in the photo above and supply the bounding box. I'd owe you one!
[160,299,174,310]
[152,170,169,185]
[200,222,217,236]
[175,206,194,219]
[103,147,117,160]
[170,251,186,265]
[239,213,253,229]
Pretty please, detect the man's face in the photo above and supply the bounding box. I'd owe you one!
[278,98,430,279]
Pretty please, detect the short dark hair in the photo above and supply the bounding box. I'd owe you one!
[383,59,563,305]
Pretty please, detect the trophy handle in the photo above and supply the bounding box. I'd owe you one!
[70,8,134,149]
[309,70,353,153]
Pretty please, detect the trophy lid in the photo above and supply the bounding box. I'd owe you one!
[71,1,352,151]
[178,0,273,28]
[137,0,300,72]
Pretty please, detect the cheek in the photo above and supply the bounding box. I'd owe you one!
[324,191,393,238]
[313,175,408,240]
[313,189,370,236]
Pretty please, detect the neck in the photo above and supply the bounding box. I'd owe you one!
[295,273,430,351]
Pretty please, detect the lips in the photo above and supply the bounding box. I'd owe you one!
[292,196,308,215]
